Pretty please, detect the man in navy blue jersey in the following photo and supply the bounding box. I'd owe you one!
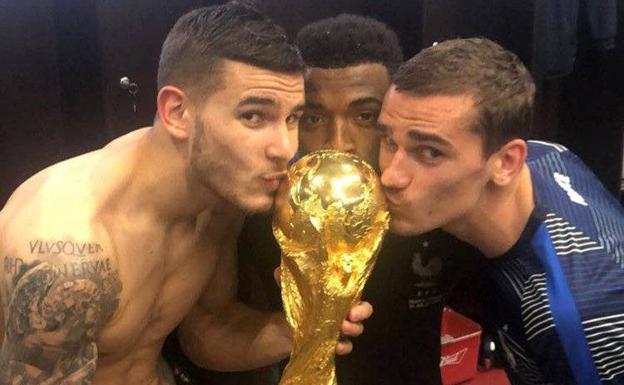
[378,37,624,384]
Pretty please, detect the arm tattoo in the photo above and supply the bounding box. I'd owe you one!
[1,240,122,385]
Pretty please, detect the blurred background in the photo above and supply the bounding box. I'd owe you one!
[1,0,622,204]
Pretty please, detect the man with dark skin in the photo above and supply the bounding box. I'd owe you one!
[0,3,369,384]
[296,14,397,170]
[379,37,624,385]
[294,15,480,385]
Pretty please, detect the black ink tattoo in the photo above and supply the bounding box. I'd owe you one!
[4,256,113,278]
[0,252,122,384]
[28,240,104,258]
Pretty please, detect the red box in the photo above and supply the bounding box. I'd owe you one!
[440,307,482,385]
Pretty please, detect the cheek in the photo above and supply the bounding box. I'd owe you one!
[211,133,261,173]
[378,145,391,170]
[356,137,380,166]
[434,179,469,205]
[203,124,235,154]
[403,164,459,201]
[298,130,324,152]
[357,133,380,150]
[288,131,299,155]
[424,167,487,212]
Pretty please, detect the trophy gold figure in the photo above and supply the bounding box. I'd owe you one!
[273,150,389,385]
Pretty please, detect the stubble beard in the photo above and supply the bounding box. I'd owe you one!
[190,120,274,214]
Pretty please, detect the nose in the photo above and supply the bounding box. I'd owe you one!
[326,119,356,153]
[266,125,297,162]
[380,151,411,191]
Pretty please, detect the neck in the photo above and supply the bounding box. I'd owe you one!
[444,165,535,258]
[101,124,242,225]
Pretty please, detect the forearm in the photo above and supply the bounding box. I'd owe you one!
[179,302,292,372]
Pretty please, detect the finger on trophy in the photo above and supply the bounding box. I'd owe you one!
[347,301,373,323]
[273,266,281,285]
[336,338,353,356]
[340,319,364,337]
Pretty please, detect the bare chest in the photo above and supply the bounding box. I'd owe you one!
[96,233,222,355]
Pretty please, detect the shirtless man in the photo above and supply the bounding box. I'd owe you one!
[0,3,369,384]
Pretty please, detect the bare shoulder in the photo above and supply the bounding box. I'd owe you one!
[0,191,122,383]
[1,148,105,219]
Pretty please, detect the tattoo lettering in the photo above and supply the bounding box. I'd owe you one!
[5,256,112,279]
[4,256,24,276]
[0,248,122,384]
[28,240,104,258]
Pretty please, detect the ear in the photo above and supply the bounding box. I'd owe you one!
[490,139,527,186]
[156,85,193,140]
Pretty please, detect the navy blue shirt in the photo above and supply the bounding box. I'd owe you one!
[483,141,624,384]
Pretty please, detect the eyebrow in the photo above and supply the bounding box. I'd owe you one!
[348,96,382,109]
[238,97,305,114]
[304,96,382,111]
[237,96,277,108]
[375,122,453,149]
[291,103,306,114]
[407,129,452,148]
[304,101,325,110]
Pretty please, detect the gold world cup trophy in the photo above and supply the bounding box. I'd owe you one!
[273,150,389,385]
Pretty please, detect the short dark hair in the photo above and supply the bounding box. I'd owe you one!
[157,1,303,100]
[295,14,403,74]
[393,38,535,155]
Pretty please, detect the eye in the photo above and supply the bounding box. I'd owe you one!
[355,111,378,125]
[301,112,327,129]
[286,112,302,127]
[240,111,264,126]
[415,146,443,163]
[422,147,442,159]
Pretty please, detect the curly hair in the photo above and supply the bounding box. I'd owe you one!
[295,14,403,74]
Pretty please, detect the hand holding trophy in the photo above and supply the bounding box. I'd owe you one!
[273,150,389,385]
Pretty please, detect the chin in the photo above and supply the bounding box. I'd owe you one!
[236,195,274,214]
[389,216,431,236]
[389,219,417,236]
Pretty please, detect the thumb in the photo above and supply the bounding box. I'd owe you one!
[273,266,281,286]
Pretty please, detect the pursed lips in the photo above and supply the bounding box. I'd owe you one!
[262,171,288,181]
[382,192,403,208]
[261,171,288,191]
